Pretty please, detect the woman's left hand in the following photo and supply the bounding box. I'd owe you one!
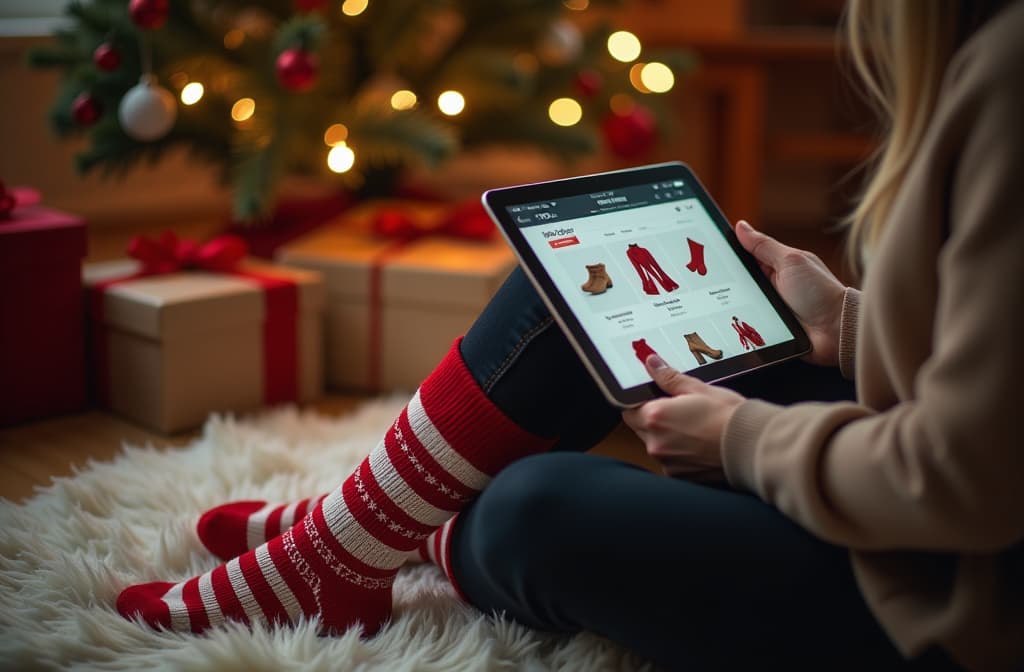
[622,354,747,482]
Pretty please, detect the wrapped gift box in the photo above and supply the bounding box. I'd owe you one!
[0,195,88,427]
[277,201,516,391]
[84,258,324,433]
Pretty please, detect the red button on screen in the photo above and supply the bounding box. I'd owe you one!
[548,236,580,248]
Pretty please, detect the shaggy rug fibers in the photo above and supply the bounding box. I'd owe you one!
[0,399,656,671]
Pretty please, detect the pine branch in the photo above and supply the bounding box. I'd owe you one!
[345,109,458,168]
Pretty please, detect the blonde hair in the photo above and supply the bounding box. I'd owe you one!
[844,0,962,272]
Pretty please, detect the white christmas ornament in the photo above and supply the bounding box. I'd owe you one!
[538,20,583,65]
[118,75,177,141]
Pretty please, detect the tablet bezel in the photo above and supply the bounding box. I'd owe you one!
[482,161,811,408]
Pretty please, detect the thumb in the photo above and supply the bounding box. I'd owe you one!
[735,220,790,269]
[645,354,699,395]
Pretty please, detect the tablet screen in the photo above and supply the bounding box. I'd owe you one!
[485,163,809,406]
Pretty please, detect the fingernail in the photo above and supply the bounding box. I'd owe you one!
[737,220,751,232]
[647,354,667,370]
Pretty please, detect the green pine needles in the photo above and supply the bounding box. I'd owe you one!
[30,0,692,220]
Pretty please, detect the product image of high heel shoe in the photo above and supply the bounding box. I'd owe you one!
[581,263,613,294]
[684,332,723,365]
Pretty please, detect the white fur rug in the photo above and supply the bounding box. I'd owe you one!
[0,399,655,671]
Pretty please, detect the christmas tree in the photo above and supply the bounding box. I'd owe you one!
[30,0,692,220]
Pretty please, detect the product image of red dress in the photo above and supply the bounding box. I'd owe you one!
[626,243,679,294]
[731,317,765,350]
[631,338,658,364]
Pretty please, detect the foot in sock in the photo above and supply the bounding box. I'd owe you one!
[117,341,552,635]
[198,495,447,567]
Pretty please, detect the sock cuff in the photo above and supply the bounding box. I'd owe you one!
[418,338,555,477]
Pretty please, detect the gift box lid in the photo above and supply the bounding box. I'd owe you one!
[84,258,324,341]
[0,204,87,269]
[277,202,516,310]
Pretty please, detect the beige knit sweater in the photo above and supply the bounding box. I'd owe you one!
[721,4,1024,671]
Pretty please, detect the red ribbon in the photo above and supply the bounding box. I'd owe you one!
[0,182,42,221]
[89,232,299,411]
[365,200,496,390]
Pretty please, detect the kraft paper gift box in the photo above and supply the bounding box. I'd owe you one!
[277,201,517,391]
[0,188,88,427]
[83,256,325,433]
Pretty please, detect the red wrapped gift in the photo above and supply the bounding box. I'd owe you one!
[83,232,324,433]
[0,185,88,427]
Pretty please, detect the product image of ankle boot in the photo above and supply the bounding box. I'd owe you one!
[684,332,723,365]
[632,338,658,364]
[581,263,613,294]
[685,238,707,275]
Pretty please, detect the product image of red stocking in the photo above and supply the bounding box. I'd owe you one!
[632,338,658,364]
[685,238,707,276]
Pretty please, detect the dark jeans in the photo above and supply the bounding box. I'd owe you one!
[453,268,950,671]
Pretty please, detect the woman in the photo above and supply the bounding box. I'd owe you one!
[118,1,1023,669]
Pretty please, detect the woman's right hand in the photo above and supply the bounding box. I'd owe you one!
[734,220,847,368]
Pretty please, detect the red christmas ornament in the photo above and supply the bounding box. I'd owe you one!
[93,43,121,71]
[275,47,318,92]
[574,69,603,98]
[71,92,103,126]
[602,106,658,158]
[129,0,169,30]
[293,0,327,11]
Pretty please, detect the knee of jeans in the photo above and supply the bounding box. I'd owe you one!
[469,453,589,577]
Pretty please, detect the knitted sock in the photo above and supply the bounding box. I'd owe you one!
[117,341,551,635]
[197,495,446,567]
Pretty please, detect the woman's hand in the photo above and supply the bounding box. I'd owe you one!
[735,220,847,368]
[622,355,746,481]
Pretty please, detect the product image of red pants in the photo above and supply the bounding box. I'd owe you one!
[626,243,679,294]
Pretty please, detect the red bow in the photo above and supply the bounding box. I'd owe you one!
[0,182,42,220]
[371,200,496,242]
[128,231,248,274]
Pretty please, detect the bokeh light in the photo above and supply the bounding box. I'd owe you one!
[548,97,583,126]
[607,31,642,62]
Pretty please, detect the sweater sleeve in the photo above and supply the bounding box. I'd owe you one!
[721,55,1024,554]
[837,288,860,380]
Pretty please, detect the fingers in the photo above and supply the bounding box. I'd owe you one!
[735,220,792,270]
[644,355,703,396]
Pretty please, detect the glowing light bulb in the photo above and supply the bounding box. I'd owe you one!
[231,97,255,122]
[180,82,204,105]
[390,89,417,110]
[327,143,356,173]
[548,97,583,127]
[324,123,348,146]
[437,90,465,116]
[607,30,641,62]
[640,62,674,93]
[629,63,651,93]
[342,0,368,16]
[563,0,589,9]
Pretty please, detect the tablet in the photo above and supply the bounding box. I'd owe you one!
[482,162,811,408]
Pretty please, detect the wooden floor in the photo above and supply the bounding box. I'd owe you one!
[0,396,654,504]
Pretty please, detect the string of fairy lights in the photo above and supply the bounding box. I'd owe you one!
[168,0,675,175]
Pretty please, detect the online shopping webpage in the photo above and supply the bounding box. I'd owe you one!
[510,181,795,389]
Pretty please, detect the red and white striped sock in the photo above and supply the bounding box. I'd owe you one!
[197,496,450,569]
[196,496,328,561]
[117,341,551,635]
